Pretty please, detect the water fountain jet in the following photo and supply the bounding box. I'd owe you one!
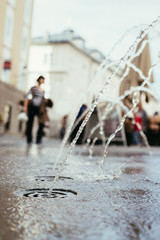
[48,16,160,196]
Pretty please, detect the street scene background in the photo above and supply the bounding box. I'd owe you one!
[1,1,160,239]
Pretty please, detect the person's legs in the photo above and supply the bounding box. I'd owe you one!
[77,127,85,144]
[133,131,141,145]
[36,123,44,144]
[26,107,34,144]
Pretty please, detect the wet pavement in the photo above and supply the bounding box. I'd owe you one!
[0,135,160,240]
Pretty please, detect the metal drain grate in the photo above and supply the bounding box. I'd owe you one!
[35,176,73,181]
[15,188,77,198]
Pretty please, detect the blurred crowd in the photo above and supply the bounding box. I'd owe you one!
[1,74,159,148]
[124,103,160,146]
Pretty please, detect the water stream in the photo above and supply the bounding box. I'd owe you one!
[48,16,160,195]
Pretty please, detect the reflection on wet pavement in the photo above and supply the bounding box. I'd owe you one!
[0,135,160,239]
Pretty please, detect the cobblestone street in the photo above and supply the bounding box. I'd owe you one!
[1,134,160,240]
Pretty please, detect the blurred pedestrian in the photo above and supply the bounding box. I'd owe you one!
[132,103,148,146]
[147,111,160,145]
[17,98,28,136]
[0,113,4,135]
[133,111,142,145]
[124,114,134,146]
[24,76,45,144]
[38,98,53,138]
[138,103,148,134]
[70,104,88,144]
[59,114,68,139]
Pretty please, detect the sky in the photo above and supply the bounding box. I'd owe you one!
[31,0,160,91]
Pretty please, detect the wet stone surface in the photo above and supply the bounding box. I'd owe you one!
[35,176,73,181]
[1,135,160,239]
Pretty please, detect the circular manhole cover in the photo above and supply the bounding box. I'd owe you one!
[15,188,77,199]
[35,176,73,181]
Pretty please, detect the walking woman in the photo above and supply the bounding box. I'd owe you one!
[24,76,45,144]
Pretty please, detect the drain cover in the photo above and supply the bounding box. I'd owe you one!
[15,188,77,198]
[35,176,73,181]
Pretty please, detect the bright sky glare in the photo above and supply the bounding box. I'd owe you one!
[32,0,159,53]
[32,0,160,91]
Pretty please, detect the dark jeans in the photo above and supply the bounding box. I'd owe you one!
[70,122,85,144]
[26,105,44,144]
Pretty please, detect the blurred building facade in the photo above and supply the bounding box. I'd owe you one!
[0,0,34,134]
[28,29,121,137]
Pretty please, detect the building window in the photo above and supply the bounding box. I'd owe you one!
[24,0,32,23]
[6,17,11,37]
[8,0,15,6]
[18,73,25,90]
[4,6,14,48]
[50,53,53,66]
[82,63,86,69]
[44,54,48,64]
[21,26,29,60]
[3,60,12,70]
[43,53,53,65]
[2,69,10,83]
